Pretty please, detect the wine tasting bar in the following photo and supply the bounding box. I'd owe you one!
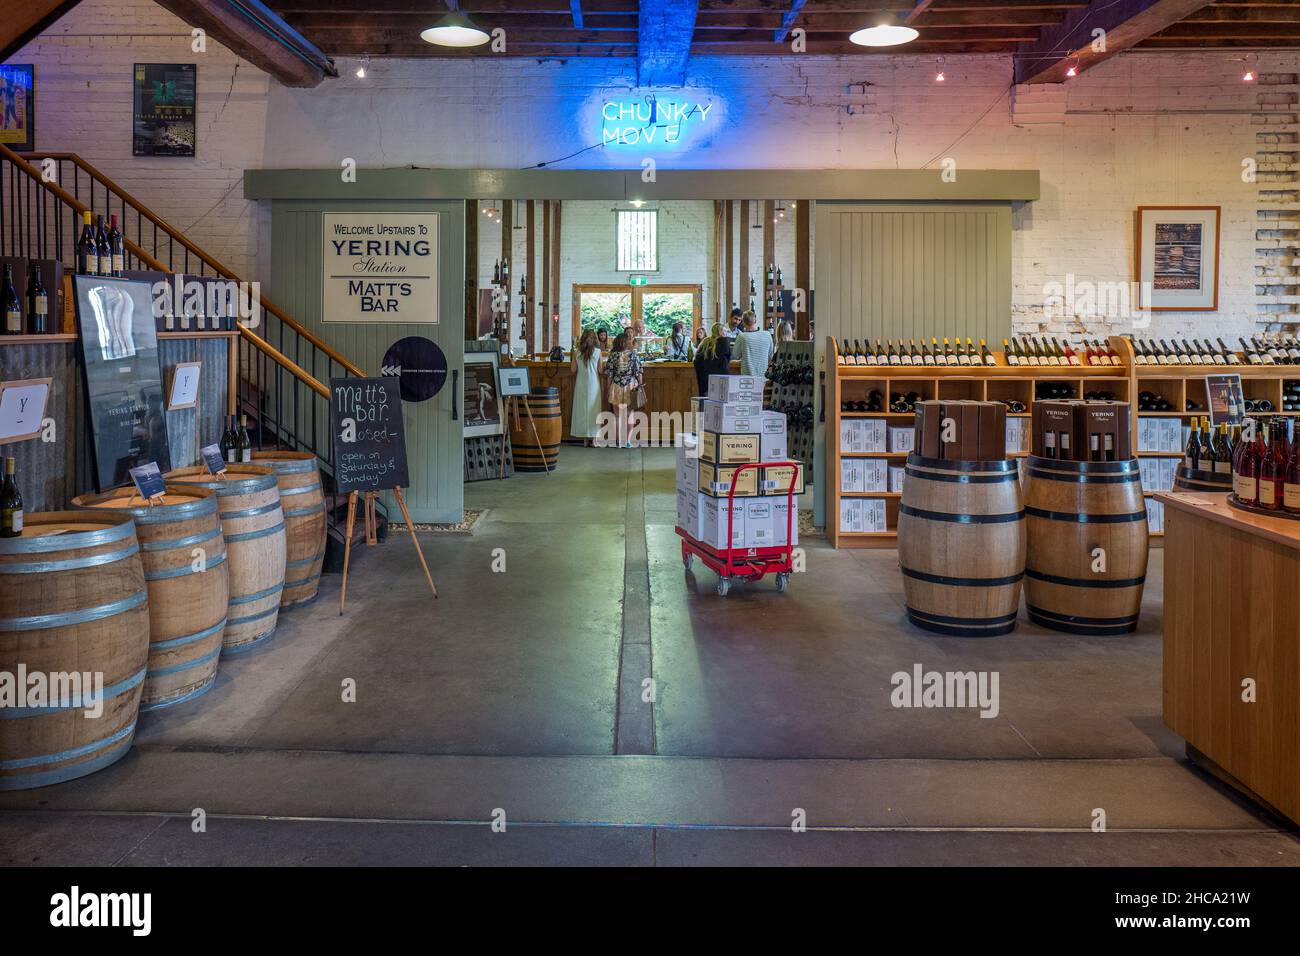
[2,0,1300,879]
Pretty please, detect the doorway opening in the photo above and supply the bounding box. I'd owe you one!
[572,283,702,348]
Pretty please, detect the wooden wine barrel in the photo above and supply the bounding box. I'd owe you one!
[1173,463,1232,493]
[252,451,326,607]
[0,512,150,790]
[166,465,286,653]
[509,387,562,473]
[73,485,229,711]
[897,455,1025,637]
[1023,455,1149,636]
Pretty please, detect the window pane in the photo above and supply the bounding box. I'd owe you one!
[616,210,657,272]
[641,292,693,337]
[579,292,632,338]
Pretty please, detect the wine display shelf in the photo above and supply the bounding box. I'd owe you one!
[1227,494,1300,521]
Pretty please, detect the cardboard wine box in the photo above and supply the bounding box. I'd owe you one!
[699,461,760,498]
[698,430,761,465]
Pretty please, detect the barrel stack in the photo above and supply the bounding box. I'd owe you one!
[898,400,1025,637]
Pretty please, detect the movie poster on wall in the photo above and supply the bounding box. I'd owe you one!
[133,63,196,157]
[321,212,440,324]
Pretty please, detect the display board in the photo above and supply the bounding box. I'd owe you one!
[330,377,410,493]
[0,377,52,444]
[1206,374,1244,426]
[463,351,503,438]
[73,275,172,491]
[321,212,440,324]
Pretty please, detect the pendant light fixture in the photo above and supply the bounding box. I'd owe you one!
[849,13,919,48]
[421,11,491,48]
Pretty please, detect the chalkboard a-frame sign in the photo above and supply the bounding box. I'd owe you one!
[330,377,410,493]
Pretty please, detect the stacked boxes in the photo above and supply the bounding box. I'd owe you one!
[1033,400,1133,460]
[1137,416,1184,454]
[675,375,800,550]
[840,498,887,533]
[913,400,1009,461]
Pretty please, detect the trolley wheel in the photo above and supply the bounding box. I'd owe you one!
[683,552,694,570]
[775,573,790,592]
[716,577,731,597]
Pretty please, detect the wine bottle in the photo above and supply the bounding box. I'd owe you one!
[76,211,97,275]
[899,338,914,366]
[1219,338,1239,365]
[1003,338,1017,366]
[27,265,48,334]
[1287,337,1300,364]
[1184,418,1202,471]
[875,339,888,365]
[1260,336,1281,365]
[856,340,869,366]
[1212,423,1232,476]
[221,415,237,464]
[95,215,111,278]
[920,338,934,366]
[1259,422,1285,509]
[981,339,995,366]
[0,457,21,538]
[108,215,124,276]
[2,264,20,335]
[911,338,925,365]
[1285,431,1300,514]
[237,414,253,463]
[887,340,900,366]
[836,340,848,365]
[1062,338,1080,367]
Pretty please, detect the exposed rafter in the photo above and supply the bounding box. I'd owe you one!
[1,0,81,62]
[637,0,699,87]
[774,0,808,43]
[1015,0,1216,84]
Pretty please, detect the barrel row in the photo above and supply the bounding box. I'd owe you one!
[898,454,1149,638]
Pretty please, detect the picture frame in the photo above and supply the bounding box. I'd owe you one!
[1135,206,1220,312]
[499,366,531,397]
[463,350,503,439]
[166,361,202,410]
[0,65,35,153]
[0,377,53,444]
[133,63,196,157]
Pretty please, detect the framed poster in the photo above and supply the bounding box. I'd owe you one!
[72,276,172,490]
[0,65,35,152]
[1206,374,1245,427]
[166,361,202,410]
[463,350,503,438]
[133,63,196,157]
[1135,206,1220,311]
[0,377,52,444]
[321,212,440,324]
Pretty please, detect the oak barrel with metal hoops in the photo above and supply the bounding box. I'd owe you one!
[73,485,229,711]
[897,455,1025,637]
[166,464,286,652]
[1173,463,1231,493]
[1023,455,1149,635]
[0,512,150,790]
[509,387,562,472]
[252,451,326,607]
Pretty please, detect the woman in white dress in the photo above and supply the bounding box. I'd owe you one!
[570,328,604,445]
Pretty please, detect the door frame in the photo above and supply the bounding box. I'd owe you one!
[571,283,702,342]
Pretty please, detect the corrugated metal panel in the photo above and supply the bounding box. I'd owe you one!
[269,200,465,523]
[160,336,229,470]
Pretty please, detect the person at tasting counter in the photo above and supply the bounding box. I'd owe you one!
[723,308,742,337]
[734,311,775,378]
[694,322,733,396]
[775,321,794,350]
[693,326,707,348]
[570,329,604,445]
[596,328,610,353]
[605,331,644,447]
[664,322,692,361]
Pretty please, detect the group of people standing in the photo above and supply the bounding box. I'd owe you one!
[568,310,794,445]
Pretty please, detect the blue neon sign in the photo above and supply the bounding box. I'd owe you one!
[599,93,716,149]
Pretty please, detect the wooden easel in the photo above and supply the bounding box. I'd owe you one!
[499,393,549,479]
[339,485,438,615]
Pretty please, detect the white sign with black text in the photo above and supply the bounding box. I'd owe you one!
[321,212,440,324]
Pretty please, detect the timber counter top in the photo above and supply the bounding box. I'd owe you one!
[1156,490,1300,825]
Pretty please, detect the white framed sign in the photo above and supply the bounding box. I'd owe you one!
[0,377,52,444]
[167,361,202,410]
[322,212,440,324]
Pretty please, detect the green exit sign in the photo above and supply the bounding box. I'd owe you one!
[628,275,648,286]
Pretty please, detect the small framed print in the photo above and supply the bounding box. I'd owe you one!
[0,377,52,444]
[1135,206,1220,311]
[167,361,201,410]
[0,65,35,153]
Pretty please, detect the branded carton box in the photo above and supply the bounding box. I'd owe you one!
[698,430,761,464]
[699,495,746,549]
[760,411,788,460]
[700,399,763,433]
[675,488,701,538]
[760,460,806,496]
[699,461,760,497]
[707,374,763,403]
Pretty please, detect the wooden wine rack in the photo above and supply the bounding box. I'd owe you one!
[825,334,1277,548]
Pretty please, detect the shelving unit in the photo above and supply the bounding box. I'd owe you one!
[827,335,1132,548]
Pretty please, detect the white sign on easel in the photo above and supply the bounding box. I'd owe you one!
[0,378,53,444]
[321,212,440,324]
[167,361,202,410]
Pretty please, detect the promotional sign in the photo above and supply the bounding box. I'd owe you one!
[322,212,439,324]
[0,377,52,444]
[200,443,226,476]
[132,63,196,157]
[463,352,503,439]
[1206,374,1245,426]
[0,65,36,152]
[499,366,531,398]
[73,276,172,491]
[597,93,717,149]
[380,336,448,403]
[330,377,410,493]
[167,361,201,410]
[128,461,166,501]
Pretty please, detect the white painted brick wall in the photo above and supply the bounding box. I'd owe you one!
[16,0,1291,343]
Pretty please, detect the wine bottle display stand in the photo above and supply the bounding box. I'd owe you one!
[1226,495,1300,520]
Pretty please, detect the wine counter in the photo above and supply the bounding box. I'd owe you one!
[1158,491,1300,826]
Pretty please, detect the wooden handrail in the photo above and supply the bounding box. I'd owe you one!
[0,145,330,398]
[15,147,366,378]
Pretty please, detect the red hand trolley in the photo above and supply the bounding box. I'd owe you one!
[676,460,799,596]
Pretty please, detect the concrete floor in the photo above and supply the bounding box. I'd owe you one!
[3,446,1298,866]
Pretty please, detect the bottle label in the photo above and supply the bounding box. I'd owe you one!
[6,508,22,533]
[241,449,252,464]
[1259,477,1278,507]
[1233,473,1256,501]
[1286,483,1300,511]
[1213,459,1230,475]
[113,254,124,273]
[5,309,19,332]
[34,295,47,314]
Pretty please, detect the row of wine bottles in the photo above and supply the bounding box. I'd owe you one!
[836,338,996,366]
[2,262,50,335]
[1230,418,1300,511]
[1005,336,1118,366]
[1132,338,1239,366]
[1184,417,1234,475]
[220,415,254,464]
[75,211,125,278]
[0,457,22,538]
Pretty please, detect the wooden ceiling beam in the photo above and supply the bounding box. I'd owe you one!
[638,0,700,85]
[774,1,808,42]
[282,12,638,29]
[1014,0,1217,84]
[1,0,80,62]
[1187,5,1300,21]
[1152,22,1300,37]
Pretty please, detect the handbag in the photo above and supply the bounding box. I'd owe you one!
[634,385,647,409]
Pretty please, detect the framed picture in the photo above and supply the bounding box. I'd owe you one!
[166,361,202,410]
[0,64,35,152]
[1135,206,1220,311]
[0,377,52,444]
[499,366,531,397]
[133,63,196,157]
[463,350,503,439]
